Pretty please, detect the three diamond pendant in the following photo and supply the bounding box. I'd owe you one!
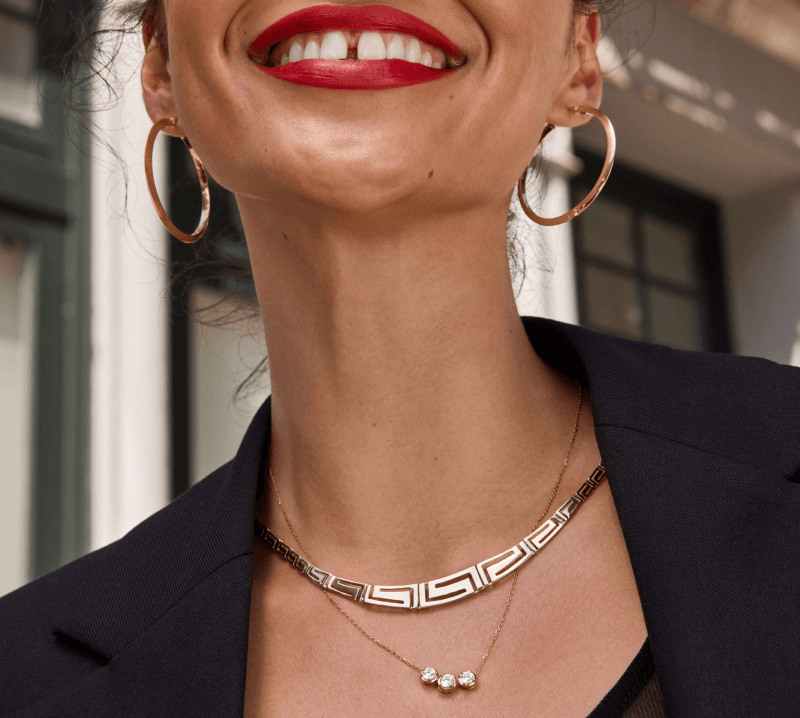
[420,667,477,693]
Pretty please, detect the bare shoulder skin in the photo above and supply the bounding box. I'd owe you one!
[141,1,647,715]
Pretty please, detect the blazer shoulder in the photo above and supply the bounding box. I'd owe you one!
[0,543,112,635]
[610,332,800,393]
[592,337,800,478]
[593,330,800,408]
[0,457,235,629]
[524,318,800,479]
[0,545,112,709]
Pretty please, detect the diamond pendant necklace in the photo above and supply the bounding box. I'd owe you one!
[264,474,526,693]
[254,385,607,692]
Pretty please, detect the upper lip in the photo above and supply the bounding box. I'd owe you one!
[249,4,466,61]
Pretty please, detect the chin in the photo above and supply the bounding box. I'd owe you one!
[293,170,426,216]
[232,145,435,216]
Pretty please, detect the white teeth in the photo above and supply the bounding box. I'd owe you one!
[385,33,405,59]
[357,31,387,60]
[303,37,320,59]
[288,40,304,63]
[320,30,348,60]
[405,37,421,63]
[271,30,464,69]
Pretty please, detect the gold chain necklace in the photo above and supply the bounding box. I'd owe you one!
[256,386,607,693]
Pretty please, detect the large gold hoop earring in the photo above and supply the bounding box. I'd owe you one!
[517,106,616,227]
[145,117,210,243]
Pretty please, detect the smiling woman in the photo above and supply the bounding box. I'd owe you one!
[1,1,799,717]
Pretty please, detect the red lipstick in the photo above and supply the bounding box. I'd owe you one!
[250,4,465,90]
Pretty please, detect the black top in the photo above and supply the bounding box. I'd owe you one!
[591,638,666,718]
[1,317,799,717]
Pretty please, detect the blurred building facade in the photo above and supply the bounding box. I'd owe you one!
[0,0,92,596]
[1,0,799,595]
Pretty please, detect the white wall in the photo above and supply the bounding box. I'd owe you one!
[723,183,800,364]
[90,13,171,550]
[0,248,36,595]
[515,127,580,324]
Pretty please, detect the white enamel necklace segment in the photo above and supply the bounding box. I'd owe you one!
[254,464,607,610]
[418,565,485,607]
[363,583,419,608]
[476,541,535,585]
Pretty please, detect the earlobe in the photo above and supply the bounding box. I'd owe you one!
[141,41,185,136]
[547,13,604,129]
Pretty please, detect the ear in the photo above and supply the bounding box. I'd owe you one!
[547,13,603,128]
[141,35,186,137]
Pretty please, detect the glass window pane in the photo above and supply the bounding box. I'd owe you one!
[583,265,642,339]
[650,288,702,351]
[642,214,697,287]
[0,235,36,595]
[579,194,635,267]
[0,15,35,80]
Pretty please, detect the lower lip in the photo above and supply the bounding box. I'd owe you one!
[256,59,454,90]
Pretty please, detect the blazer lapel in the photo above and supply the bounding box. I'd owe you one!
[46,400,272,716]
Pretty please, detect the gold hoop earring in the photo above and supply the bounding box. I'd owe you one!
[145,117,210,243]
[517,106,616,226]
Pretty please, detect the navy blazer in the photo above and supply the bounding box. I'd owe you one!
[2,317,799,717]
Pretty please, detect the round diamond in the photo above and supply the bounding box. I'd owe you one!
[420,667,438,685]
[437,673,457,693]
[458,670,477,689]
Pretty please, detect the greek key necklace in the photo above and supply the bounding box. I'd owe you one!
[254,385,607,691]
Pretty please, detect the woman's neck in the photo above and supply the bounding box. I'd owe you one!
[241,196,586,581]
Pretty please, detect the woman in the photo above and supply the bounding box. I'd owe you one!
[1,0,798,716]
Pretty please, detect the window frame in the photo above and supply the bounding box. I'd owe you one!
[571,150,732,353]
